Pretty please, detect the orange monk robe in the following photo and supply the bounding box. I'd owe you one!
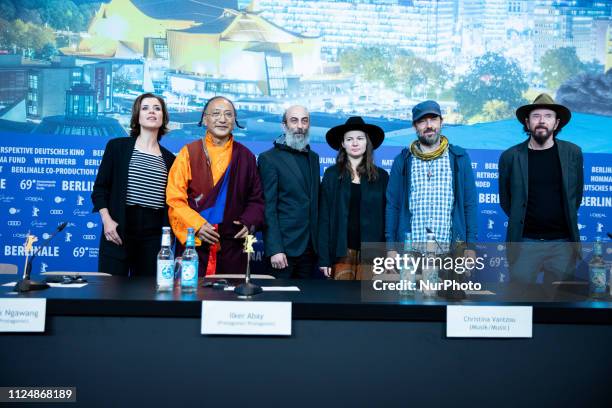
[166,132,233,245]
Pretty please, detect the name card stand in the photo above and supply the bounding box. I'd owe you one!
[0,298,46,332]
[446,305,533,338]
[201,301,291,336]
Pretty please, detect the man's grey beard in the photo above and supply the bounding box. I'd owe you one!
[417,128,441,147]
[285,129,310,151]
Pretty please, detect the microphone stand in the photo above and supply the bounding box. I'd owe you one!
[425,228,466,300]
[14,222,67,293]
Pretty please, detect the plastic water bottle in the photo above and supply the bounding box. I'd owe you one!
[156,227,174,291]
[181,228,199,293]
[400,232,416,296]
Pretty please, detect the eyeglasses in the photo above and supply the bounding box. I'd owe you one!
[206,111,234,120]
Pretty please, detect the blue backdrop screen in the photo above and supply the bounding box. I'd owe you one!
[0,132,610,281]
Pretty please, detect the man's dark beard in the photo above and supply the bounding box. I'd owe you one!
[417,128,441,147]
[530,126,553,145]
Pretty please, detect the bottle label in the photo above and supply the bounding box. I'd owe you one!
[589,266,607,293]
[157,260,174,281]
[181,260,198,287]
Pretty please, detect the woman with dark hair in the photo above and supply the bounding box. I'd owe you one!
[91,93,175,276]
[318,117,388,280]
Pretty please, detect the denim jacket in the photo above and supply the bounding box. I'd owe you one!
[385,144,478,251]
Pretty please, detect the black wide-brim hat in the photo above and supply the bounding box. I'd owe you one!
[516,93,571,130]
[325,116,385,150]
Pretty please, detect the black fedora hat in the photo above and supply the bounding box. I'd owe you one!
[325,116,385,150]
[516,93,571,130]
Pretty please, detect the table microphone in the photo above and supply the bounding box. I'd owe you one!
[424,228,466,300]
[14,222,68,293]
[425,227,445,254]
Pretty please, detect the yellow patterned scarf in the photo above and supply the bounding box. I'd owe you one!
[410,135,449,161]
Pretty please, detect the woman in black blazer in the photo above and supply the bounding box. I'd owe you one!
[318,117,388,280]
[91,93,175,276]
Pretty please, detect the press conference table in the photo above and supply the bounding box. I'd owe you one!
[1,276,611,407]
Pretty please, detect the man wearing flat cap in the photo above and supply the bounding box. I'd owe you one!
[498,93,584,283]
[386,100,478,260]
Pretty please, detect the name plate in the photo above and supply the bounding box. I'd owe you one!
[0,299,46,332]
[201,301,291,336]
[446,305,532,338]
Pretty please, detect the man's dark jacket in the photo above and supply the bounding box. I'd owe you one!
[258,142,320,257]
[498,138,584,261]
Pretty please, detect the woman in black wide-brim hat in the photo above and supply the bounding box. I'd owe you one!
[318,116,388,280]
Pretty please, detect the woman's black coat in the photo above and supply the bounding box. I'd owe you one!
[318,164,388,267]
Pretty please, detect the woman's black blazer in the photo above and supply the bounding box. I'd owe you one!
[318,164,388,267]
[91,137,175,260]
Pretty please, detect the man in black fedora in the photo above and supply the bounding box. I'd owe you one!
[498,93,584,284]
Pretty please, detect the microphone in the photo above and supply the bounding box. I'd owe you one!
[607,232,612,240]
[425,227,445,254]
[14,222,68,293]
[25,222,67,278]
[425,228,466,300]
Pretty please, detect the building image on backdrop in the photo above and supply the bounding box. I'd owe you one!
[1,0,611,138]
[0,0,611,278]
